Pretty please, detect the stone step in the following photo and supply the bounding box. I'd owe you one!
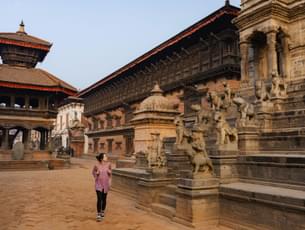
[0,159,69,171]
[237,154,305,186]
[166,184,177,194]
[151,203,176,219]
[159,193,176,208]
[220,182,305,229]
[220,182,305,209]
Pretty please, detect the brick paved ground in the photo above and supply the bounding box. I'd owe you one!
[0,158,197,230]
[0,158,232,230]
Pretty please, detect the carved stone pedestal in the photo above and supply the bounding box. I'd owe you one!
[136,169,174,211]
[115,157,136,168]
[238,126,260,155]
[174,176,219,228]
[270,97,286,112]
[255,101,274,129]
[211,150,238,183]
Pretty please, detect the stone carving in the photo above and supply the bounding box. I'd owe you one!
[255,80,270,102]
[70,118,84,129]
[146,132,166,168]
[190,104,212,130]
[208,91,222,111]
[184,128,213,175]
[12,142,24,160]
[174,114,185,147]
[233,96,255,127]
[222,81,233,109]
[271,71,287,98]
[214,112,238,145]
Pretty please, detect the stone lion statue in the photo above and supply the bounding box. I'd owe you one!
[214,112,238,145]
[184,129,213,175]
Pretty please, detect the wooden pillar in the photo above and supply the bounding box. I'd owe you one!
[25,96,29,109]
[40,130,45,150]
[10,95,15,107]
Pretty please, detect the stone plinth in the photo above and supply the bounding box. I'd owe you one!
[116,158,136,168]
[174,176,220,228]
[238,126,260,155]
[136,171,175,211]
[210,150,238,184]
[112,168,150,199]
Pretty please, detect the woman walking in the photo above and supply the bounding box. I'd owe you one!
[92,152,112,221]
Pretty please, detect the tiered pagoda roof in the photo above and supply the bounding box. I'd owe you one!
[0,22,77,95]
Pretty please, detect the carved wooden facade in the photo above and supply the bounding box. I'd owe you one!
[79,3,241,157]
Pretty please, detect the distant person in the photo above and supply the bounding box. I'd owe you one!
[92,152,112,221]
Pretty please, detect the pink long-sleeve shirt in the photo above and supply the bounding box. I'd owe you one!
[92,162,112,193]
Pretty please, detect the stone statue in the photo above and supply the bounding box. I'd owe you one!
[69,118,85,137]
[184,128,213,175]
[174,114,185,147]
[255,80,270,103]
[70,118,85,129]
[146,132,166,168]
[214,112,238,145]
[190,104,212,130]
[174,114,191,150]
[208,91,222,111]
[222,81,232,109]
[271,71,287,98]
[233,96,255,127]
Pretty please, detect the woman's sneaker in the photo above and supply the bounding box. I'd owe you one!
[101,211,105,218]
[96,213,102,222]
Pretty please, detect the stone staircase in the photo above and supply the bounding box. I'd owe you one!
[152,184,177,219]
[219,153,305,229]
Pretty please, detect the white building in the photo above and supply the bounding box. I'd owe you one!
[53,97,87,153]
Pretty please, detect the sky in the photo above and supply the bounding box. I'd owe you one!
[0,0,240,91]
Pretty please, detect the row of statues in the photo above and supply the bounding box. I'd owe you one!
[144,76,288,175]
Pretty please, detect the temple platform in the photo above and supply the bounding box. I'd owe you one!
[0,150,70,170]
[0,159,70,171]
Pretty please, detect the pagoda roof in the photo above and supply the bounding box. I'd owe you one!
[78,3,240,97]
[0,32,52,51]
[0,64,77,95]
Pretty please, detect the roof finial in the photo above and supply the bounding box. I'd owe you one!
[225,0,230,6]
[17,20,27,34]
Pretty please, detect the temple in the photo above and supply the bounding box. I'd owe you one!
[0,22,77,154]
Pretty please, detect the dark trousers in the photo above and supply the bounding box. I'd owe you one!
[96,190,107,213]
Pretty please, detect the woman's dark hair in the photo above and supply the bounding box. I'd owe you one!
[96,153,105,162]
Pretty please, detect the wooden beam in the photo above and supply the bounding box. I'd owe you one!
[181,47,190,55]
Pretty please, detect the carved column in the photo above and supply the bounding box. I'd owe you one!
[40,130,45,150]
[240,41,250,81]
[267,31,278,77]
